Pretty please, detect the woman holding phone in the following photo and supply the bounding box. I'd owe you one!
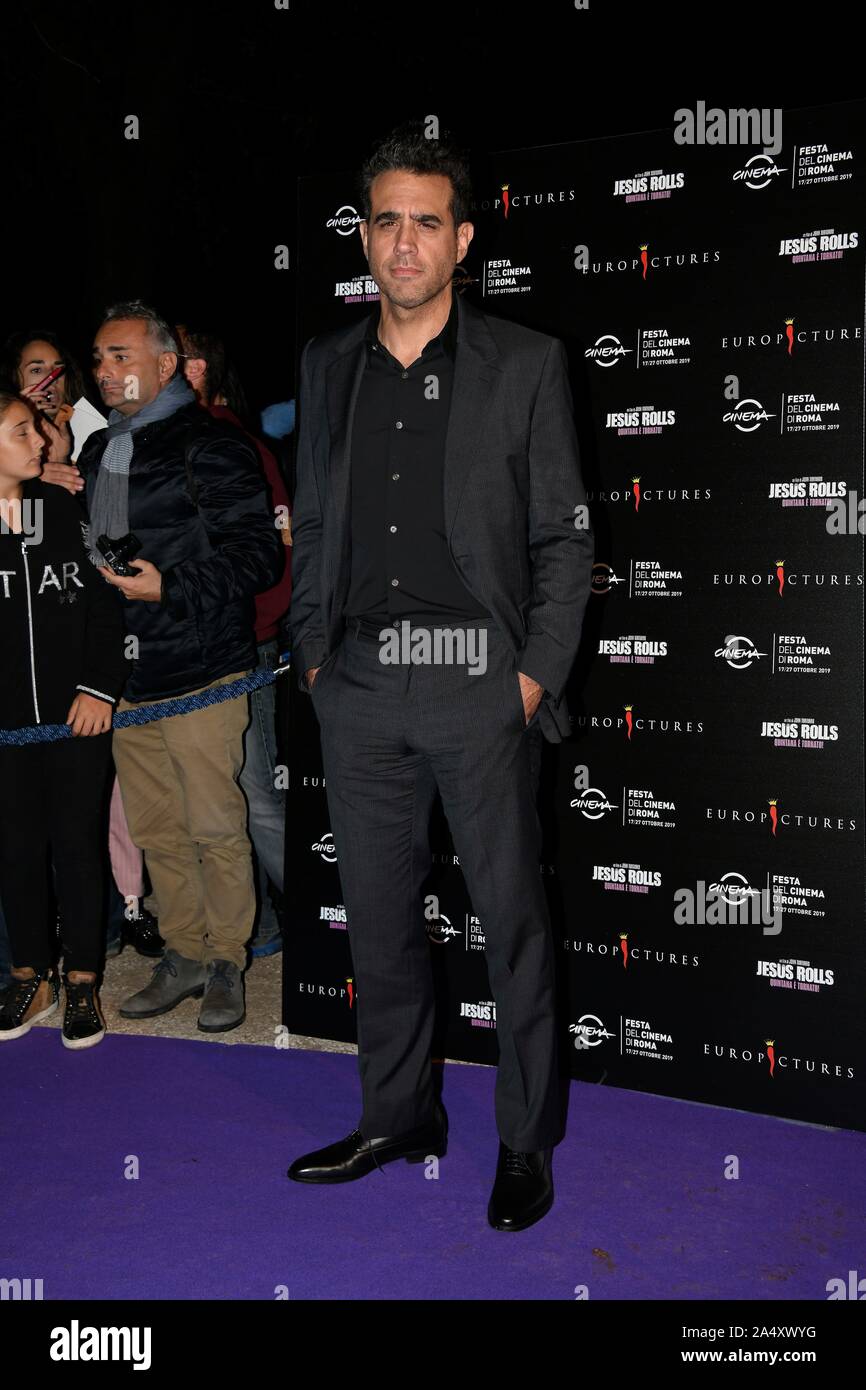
[1,328,88,466]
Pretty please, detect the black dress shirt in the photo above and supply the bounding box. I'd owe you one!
[343,293,492,629]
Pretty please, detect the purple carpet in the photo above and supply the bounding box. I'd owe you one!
[2,1030,864,1300]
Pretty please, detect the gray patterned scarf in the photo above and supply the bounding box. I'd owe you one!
[87,375,196,566]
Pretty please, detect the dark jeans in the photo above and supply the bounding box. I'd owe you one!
[240,639,286,944]
[0,733,114,974]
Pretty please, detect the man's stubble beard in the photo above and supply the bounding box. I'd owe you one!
[371,263,456,313]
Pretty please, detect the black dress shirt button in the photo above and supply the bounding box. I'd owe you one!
[389,525,397,533]
[395,421,403,430]
[392,473,400,481]
[391,578,399,587]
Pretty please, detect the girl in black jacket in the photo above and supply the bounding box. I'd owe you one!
[0,392,128,1048]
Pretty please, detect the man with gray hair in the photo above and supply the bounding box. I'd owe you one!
[44,300,283,1030]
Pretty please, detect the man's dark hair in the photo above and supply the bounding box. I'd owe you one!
[102,299,180,361]
[359,121,474,228]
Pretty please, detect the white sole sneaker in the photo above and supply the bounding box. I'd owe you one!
[0,998,59,1041]
[61,1024,106,1050]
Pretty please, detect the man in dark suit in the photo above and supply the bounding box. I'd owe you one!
[288,125,593,1231]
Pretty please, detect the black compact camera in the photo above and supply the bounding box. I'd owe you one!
[98,532,142,577]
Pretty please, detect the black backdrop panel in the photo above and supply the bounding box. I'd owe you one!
[285,102,866,1131]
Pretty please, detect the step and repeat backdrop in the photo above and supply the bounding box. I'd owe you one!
[285,101,866,1131]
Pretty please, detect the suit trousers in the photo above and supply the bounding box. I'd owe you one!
[310,621,561,1151]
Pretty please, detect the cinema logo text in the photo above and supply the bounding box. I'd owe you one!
[732,152,788,189]
[570,786,619,819]
[311,831,337,863]
[780,396,842,433]
[723,398,775,432]
[715,634,767,669]
[584,333,634,368]
[569,1014,615,1048]
[591,562,626,595]
[424,908,462,946]
[326,204,363,236]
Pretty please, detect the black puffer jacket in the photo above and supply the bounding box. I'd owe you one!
[77,401,283,702]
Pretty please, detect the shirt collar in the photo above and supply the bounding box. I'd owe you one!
[365,292,458,363]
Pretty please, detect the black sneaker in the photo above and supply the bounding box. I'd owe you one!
[62,975,106,1050]
[0,969,60,1041]
[123,907,165,958]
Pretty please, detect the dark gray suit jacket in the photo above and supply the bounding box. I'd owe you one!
[289,291,594,743]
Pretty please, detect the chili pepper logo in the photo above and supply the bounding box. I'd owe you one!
[619,933,629,969]
[346,977,354,1008]
[784,318,795,355]
[765,1038,775,1078]
[632,476,641,512]
[624,704,634,740]
[768,799,779,837]
[775,559,785,596]
[501,184,510,219]
[639,244,649,279]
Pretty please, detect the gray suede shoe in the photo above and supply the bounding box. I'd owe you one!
[118,949,206,1019]
[198,960,245,1033]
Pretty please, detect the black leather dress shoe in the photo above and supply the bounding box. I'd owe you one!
[287,1104,447,1184]
[488,1142,554,1231]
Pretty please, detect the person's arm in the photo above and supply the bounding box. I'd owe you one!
[69,507,129,708]
[160,432,283,619]
[516,338,594,701]
[287,339,328,690]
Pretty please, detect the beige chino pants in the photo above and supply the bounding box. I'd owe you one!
[113,671,255,970]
